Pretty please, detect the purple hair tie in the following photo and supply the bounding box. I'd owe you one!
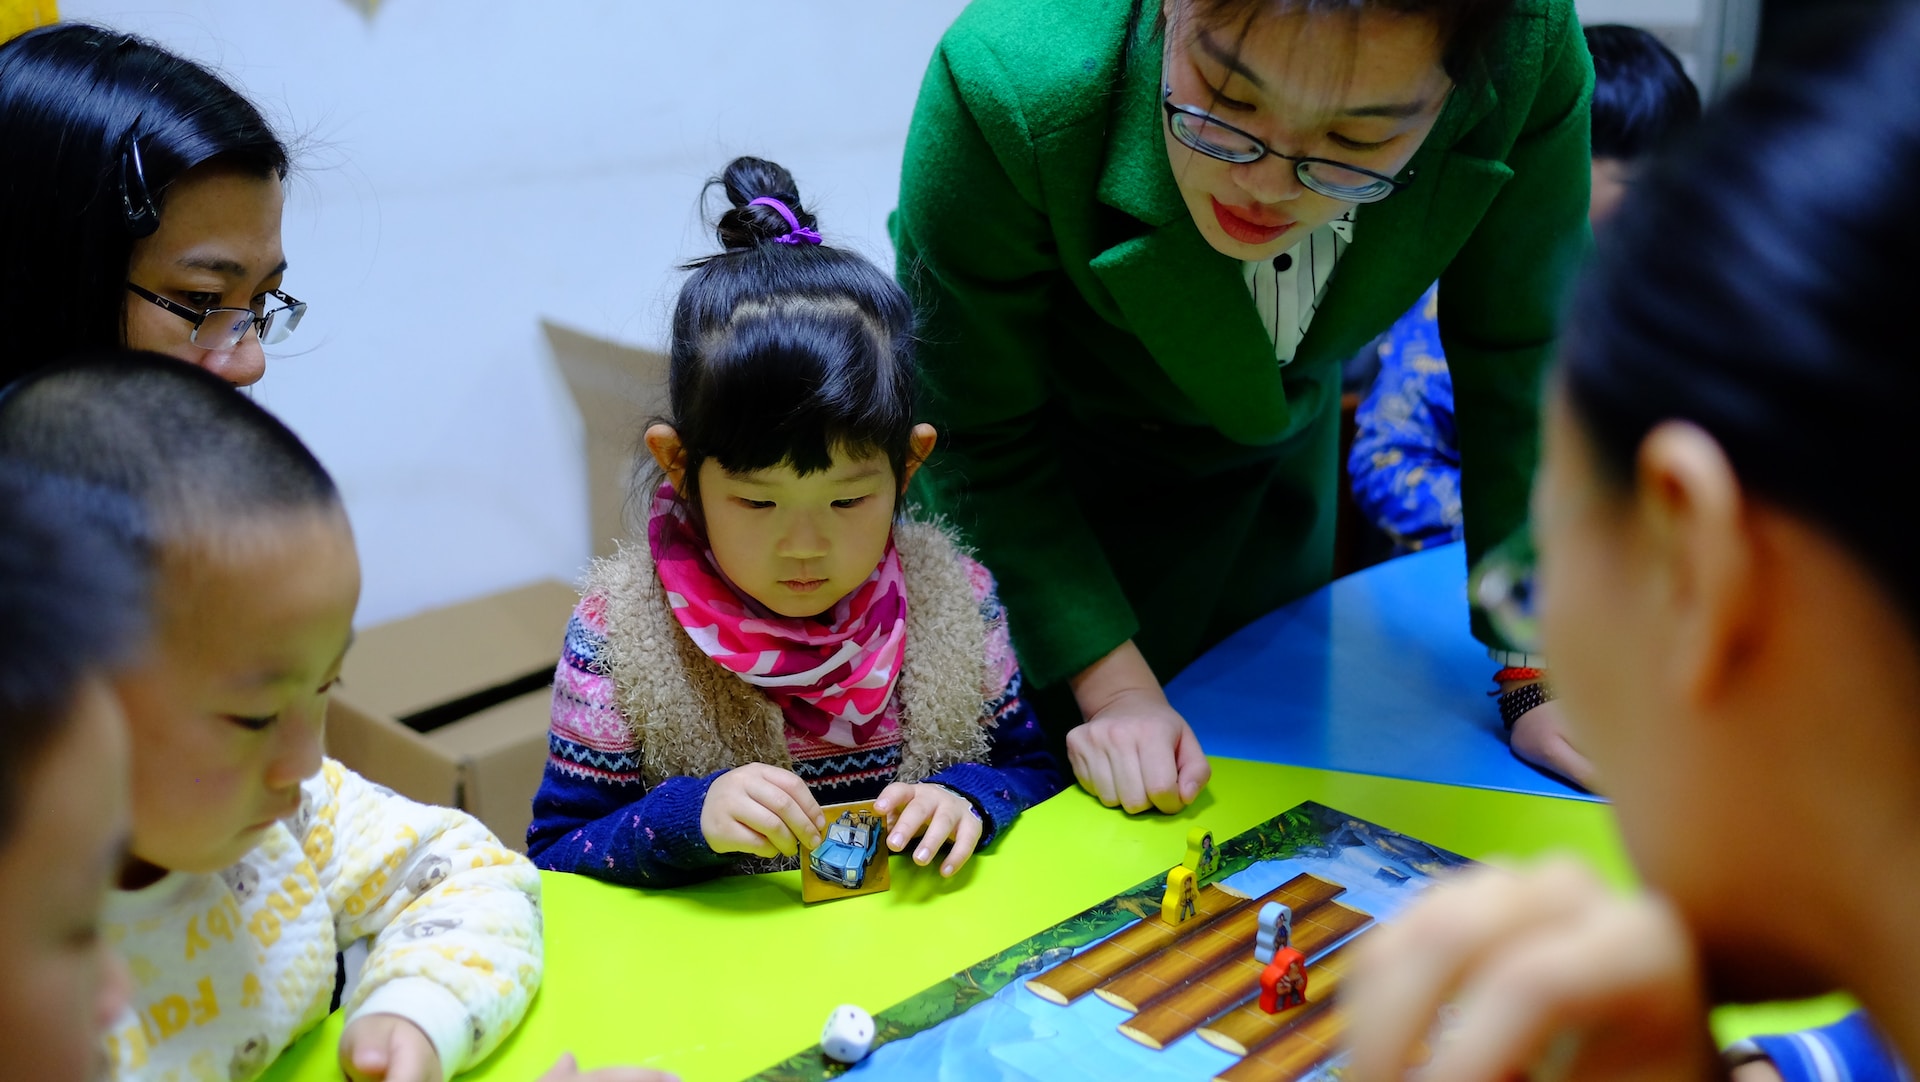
[747,196,823,245]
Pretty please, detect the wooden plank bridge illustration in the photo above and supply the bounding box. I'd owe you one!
[1024,873,1375,1082]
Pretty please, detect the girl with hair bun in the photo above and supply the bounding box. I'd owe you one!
[0,23,304,388]
[527,157,1066,887]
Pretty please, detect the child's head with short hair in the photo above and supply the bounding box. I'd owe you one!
[642,157,936,619]
[0,463,147,1081]
[0,353,359,884]
[1584,24,1702,225]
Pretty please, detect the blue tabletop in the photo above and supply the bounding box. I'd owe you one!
[1166,543,1592,800]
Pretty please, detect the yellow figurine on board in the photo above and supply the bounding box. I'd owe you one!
[1161,866,1199,925]
[1183,827,1220,880]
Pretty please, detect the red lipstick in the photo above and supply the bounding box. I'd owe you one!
[1211,196,1295,246]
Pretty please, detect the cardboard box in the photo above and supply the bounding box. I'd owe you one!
[325,579,581,849]
[543,318,671,558]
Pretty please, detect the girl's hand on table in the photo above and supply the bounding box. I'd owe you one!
[701,763,825,858]
[536,1052,679,1082]
[1344,860,1719,1082]
[1067,640,1211,813]
[876,781,982,876]
[339,1014,442,1082]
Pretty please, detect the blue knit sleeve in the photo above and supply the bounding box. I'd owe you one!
[524,599,736,888]
[527,763,734,888]
[1348,284,1465,551]
[1729,1013,1911,1082]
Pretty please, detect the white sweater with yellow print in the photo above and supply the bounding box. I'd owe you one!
[101,759,543,1082]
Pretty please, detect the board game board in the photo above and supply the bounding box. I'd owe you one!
[749,801,1472,1082]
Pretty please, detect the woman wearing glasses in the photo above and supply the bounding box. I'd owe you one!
[892,0,1590,813]
[0,24,306,390]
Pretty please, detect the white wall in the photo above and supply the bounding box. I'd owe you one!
[1576,0,1762,96]
[1578,0,1703,22]
[59,0,971,626]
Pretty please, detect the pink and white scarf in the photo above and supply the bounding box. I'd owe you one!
[648,484,907,748]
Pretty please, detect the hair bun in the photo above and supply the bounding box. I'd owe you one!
[713,156,819,251]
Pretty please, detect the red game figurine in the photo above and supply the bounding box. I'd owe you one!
[1258,947,1307,1013]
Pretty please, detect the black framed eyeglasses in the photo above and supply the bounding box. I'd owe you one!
[127,283,308,351]
[1162,89,1412,204]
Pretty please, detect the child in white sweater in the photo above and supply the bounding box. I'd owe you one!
[0,355,545,1082]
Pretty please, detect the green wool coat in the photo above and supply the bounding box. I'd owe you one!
[892,0,1593,691]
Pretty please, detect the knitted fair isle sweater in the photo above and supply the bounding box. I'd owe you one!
[526,553,1064,887]
[102,759,541,1082]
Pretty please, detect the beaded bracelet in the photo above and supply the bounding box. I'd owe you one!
[1498,682,1556,731]
[1494,666,1545,683]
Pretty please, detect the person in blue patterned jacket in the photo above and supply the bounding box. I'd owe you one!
[1349,23,1700,552]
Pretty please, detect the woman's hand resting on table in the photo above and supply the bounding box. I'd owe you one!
[536,1052,679,1081]
[1510,699,1599,790]
[1065,640,1211,813]
[1343,859,1721,1082]
[875,781,981,876]
[1500,666,1598,790]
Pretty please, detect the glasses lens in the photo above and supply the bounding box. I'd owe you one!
[262,301,307,345]
[1469,528,1543,656]
[1169,110,1264,163]
[189,309,255,351]
[1298,161,1396,203]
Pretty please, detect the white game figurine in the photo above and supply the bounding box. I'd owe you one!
[1255,902,1292,964]
[820,1004,875,1064]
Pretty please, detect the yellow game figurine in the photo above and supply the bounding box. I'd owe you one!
[1183,827,1220,880]
[1161,866,1199,924]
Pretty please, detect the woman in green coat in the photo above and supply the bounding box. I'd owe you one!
[893,0,1592,813]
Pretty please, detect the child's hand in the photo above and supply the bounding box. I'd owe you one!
[535,1051,680,1081]
[1067,640,1211,813]
[875,782,982,876]
[701,763,825,858]
[1343,860,1718,1082]
[340,1014,443,1082]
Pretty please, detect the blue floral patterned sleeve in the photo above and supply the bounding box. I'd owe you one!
[1348,284,1464,551]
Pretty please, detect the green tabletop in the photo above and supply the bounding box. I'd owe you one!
[259,758,1836,1081]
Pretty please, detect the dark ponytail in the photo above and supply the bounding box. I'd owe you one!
[708,157,822,255]
[1563,4,1920,626]
[647,157,919,525]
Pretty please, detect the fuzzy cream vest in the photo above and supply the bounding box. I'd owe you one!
[582,520,996,791]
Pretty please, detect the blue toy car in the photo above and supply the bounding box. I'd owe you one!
[810,809,882,889]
